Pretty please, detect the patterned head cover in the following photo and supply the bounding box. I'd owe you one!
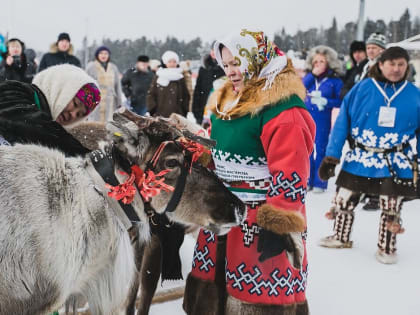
[75,83,101,115]
[214,29,288,90]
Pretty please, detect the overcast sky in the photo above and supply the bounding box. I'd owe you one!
[1,0,419,52]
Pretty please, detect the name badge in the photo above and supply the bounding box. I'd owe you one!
[378,106,396,128]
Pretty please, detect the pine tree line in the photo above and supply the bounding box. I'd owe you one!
[77,8,419,71]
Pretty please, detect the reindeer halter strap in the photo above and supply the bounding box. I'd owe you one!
[89,149,141,224]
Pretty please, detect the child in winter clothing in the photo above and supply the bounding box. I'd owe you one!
[318,47,420,264]
[303,45,343,192]
[183,29,315,315]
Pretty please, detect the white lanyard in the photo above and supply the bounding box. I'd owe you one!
[315,77,328,91]
[372,78,407,107]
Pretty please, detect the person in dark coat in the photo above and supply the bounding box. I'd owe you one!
[0,64,100,157]
[191,51,225,124]
[24,48,38,82]
[340,41,368,98]
[146,50,190,118]
[121,55,154,115]
[0,38,33,83]
[38,32,81,72]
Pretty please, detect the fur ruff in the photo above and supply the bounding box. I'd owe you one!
[209,59,306,119]
[256,204,306,235]
[49,42,75,55]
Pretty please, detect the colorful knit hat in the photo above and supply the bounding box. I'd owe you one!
[75,83,101,115]
[214,29,287,90]
[366,32,387,49]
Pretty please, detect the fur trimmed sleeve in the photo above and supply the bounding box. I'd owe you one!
[257,107,315,234]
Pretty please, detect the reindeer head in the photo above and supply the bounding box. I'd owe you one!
[105,109,245,235]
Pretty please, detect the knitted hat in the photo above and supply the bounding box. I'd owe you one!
[33,64,99,121]
[75,83,101,115]
[137,55,150,62]
[366,33,387,49]
[57,32,71,42]
[161,50,179,65]
[95,46,111,58]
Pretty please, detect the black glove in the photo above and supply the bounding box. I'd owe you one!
[318,156,340,181]
[257,228,295,262]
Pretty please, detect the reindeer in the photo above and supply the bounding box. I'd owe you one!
[69,115,206,315]
[0,110,244,315]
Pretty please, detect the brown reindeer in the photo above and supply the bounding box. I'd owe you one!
[67,111,239,314]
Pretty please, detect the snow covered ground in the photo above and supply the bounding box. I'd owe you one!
[149,185,420,315]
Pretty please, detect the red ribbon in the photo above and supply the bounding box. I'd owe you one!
[105,173,137,204]
[106,165,174,204]
[178,137,211,170]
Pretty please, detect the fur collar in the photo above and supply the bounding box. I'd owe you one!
[209,59,306,119]
[49,42,75,55]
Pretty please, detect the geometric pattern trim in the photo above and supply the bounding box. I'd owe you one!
[268,171,306,204]
[226,263,307,296]
[203,230,216,243]
[240,221,260,247]
[192,244,215,273]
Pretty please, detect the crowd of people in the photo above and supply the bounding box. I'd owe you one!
[0,28,419,315]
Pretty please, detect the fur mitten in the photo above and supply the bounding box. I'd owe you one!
[318,156,340,180]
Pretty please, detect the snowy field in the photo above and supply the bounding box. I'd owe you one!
[149,184,420,315]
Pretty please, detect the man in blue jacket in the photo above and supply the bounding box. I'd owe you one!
[318,47,420,264]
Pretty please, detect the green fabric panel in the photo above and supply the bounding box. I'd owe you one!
[33,91,41,110]
[210,94,307,163]
[261,95,307,126]
[228,187,268,194]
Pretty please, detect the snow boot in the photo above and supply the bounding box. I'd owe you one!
[318,235,353,248]
[319,210,354,248]
[376,196,404,264]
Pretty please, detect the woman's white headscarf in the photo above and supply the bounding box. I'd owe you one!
[33,64,98,120]
[214,29,288,90]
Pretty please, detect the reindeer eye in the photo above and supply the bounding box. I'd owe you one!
[165,159,179,168]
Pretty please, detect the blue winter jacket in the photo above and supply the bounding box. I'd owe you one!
[303,72,343,112]
[326,78,420,179]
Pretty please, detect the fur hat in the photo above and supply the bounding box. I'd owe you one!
[94,46,110,58]
[366,32,387,49]
[33,64,99,121]
[350,41,366,54]
[137,55,149,62]
[305,45,343,75]
[161,50,179,65]
[349,41,366,64]
[57,32,71,42]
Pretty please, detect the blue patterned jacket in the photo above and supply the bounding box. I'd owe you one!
[326,78,420,179]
